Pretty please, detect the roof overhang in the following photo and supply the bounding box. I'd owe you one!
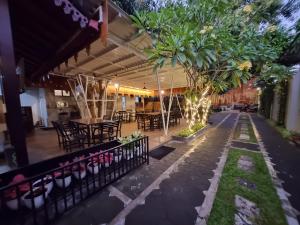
[51,1,187,90]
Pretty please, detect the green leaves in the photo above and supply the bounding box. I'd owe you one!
[132,0,294,94]
[177,53,187,63]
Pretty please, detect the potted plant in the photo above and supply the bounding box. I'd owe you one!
[87,153,102,174]
[72,164,86,180]
[54,161,72,188]
[4,174,29,210]
[114,150,122,163]
[72,156,86,180]
[100,152,113,168]
[22,187,48,209]
[33,175,53,196]
[118,131,143,160]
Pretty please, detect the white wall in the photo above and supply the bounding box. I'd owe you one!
[271,91,280,122]
[285,67,300,133]
[20,88,40,125]
[19,88,48,126]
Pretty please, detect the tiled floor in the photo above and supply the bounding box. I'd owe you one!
[26,120,188,164]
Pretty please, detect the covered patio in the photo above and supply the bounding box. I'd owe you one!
[0,1,281,225]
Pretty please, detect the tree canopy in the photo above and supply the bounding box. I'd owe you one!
[129,0,298,127]
[132,0,297,92]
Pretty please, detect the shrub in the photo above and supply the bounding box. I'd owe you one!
[177,123,204,137]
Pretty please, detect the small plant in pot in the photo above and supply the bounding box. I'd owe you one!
[118,131,143,160]
[100,152,113,168]
[134,143,145,157]
[4,174,30,210]
[125,147,134,160]
[87,153,102,174]
[33,175,53,196]
[72,164,86,179]
[114,150,122,163]
[22,187,48,209]
[54,161,72,188]
[72,156,87,180]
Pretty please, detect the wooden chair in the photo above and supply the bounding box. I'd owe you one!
[52,121,85,152]
[91,121,120,144]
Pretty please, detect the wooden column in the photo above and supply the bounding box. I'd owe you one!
[0,0,29,166]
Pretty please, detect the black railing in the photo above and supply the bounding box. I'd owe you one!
[0,136,149,225]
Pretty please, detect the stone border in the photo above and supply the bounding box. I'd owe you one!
[249,114,300,225]
[172,125,209,142]
[195,113,240,225]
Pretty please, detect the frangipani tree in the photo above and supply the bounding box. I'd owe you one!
[131,0,293,129]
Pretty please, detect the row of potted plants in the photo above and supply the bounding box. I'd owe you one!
[3,132,146,211]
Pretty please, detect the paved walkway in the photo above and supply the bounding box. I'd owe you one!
[251,114,300,222]
[54,112,237,225]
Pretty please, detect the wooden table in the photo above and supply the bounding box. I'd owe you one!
[71,118,114,145]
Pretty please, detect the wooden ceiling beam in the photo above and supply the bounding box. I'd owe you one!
[64,44,118,73]
[108,32,147,60]
[92,53,135,71]
[104,60,149,77]
[30,26,99,79]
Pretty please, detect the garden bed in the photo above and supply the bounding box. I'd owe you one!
[266,119,300,147]
[172,123,208,142]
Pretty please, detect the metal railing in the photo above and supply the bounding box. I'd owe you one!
[0,136,149,225]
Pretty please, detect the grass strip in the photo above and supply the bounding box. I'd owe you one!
[207,148,287,225]
[233,121,257,143]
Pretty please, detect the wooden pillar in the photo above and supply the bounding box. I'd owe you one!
[0,0,29,166]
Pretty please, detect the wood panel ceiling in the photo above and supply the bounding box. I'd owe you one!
[53,2,187,90]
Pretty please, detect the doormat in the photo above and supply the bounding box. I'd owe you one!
[149,146,175,160]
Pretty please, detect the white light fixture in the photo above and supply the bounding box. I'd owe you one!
[160,90,165,95]
[114,83,119,89]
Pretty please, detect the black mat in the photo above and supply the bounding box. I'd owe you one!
[149,146,176,160]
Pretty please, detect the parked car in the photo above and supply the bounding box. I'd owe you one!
[247,104,258,113]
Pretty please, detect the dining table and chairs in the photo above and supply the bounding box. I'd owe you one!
[52,110,181,152]
[136,111,181,131]
[52,118,121,152]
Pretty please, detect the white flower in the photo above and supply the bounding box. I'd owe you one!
[243,5,252,13]
[267,25,277,32]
